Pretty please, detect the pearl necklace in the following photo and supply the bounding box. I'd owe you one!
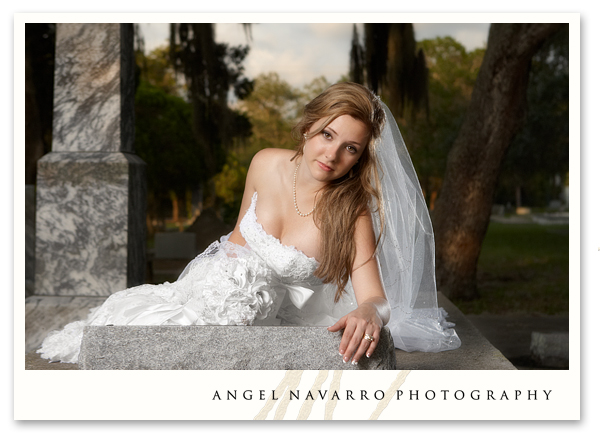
[293,162,316,217]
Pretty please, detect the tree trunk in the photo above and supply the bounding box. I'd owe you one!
[431,23,562,300]
[170,191,180,225]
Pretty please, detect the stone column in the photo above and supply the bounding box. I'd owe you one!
[35,23,146,296]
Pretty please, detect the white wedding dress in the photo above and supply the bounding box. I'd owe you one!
[37,192,358,363]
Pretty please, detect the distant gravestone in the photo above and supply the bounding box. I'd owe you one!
[186,207,233,254]
[35,24,146,296]
[154,232,197,260]
[491,204,505,215]
[548,200,562,210]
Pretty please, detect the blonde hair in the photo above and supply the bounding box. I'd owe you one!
[291,82,386,302]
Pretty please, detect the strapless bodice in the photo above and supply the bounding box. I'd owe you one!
[239,192,320,286]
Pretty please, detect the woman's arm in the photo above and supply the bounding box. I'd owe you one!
[227,149,271,247]
[327,213,390,364]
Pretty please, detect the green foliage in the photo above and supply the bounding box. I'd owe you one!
[213,154,248,222]
[420,37,483,89]
[136,45,183,96]
[296,76,330,111]
[134,81,202,214]
[496,27,569,207]
[215,73,327,221]
[237,72,302,161]
[233,72,329,166]
[453,222,569,315]
[135,31,253,224]
[169,24,254,182]
[397,37,484,207]
[390,31,567,210]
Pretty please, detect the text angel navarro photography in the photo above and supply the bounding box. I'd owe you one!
[212,389,553,402]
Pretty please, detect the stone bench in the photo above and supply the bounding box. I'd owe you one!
[531,331,569,368]
[77,326,397,370]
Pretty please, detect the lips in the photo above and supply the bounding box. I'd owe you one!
[317,161,333,172]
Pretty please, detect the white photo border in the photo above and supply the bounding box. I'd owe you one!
[13,11,580,422]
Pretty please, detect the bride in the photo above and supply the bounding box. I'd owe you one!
[38,82,461,365]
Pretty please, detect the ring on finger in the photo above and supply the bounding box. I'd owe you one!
[363,333,375,342]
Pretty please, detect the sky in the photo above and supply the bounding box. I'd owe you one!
[138,23,490,89]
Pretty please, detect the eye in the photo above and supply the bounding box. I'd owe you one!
[322,131,332,140]
[346,145,358,154]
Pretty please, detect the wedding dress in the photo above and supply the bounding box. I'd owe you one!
[38,102,461,364]
[37,192,358,363]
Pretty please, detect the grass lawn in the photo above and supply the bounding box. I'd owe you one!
[452,221,569,315]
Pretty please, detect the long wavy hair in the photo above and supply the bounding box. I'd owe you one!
[291,82,386,302]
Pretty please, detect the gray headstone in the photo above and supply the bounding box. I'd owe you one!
[530,331,569,368]
[548,199,562,209]
[491,204,505,215]
[78,326,397,370]
[35,24,146,296]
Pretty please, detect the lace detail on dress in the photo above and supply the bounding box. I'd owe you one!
[176,240,278,325]
[240,192,320,285]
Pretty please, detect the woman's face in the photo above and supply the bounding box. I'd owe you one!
[302,114,370,183]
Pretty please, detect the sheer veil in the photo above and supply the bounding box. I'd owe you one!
[372,103,461,352]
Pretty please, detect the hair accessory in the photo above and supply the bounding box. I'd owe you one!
[370,92,383,123]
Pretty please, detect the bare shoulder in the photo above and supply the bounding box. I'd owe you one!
[250,148,296,168]
[248,148,297,187]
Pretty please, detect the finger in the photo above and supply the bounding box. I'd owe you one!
[327,316,347,332]
[352,326,377,364]
[338,320,357,359]
[344,322,367,364]
[365,327,381,359]
[351,338,373,364]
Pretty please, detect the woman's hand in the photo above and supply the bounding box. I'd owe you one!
[327,299,387,364]
[328,205,390,365]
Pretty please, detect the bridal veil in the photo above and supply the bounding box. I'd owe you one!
[371,103,461,352]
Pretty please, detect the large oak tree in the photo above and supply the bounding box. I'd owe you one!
[431,23,565,300]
